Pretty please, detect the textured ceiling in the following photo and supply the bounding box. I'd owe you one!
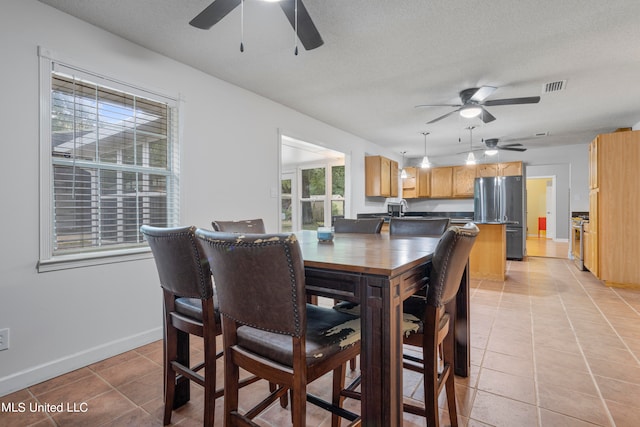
[38,0,640,159]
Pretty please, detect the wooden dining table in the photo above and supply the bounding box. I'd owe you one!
[172,229,470,426]
[295,230,470,426]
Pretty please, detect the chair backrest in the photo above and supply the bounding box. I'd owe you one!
[333,218,384,234]
[141,225,213,299]
[428,223,479,307]
[389,217,450,236]
[211,218,266,233]
[195,230,307,337]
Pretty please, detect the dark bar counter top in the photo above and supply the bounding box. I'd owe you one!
[357,211,474,224]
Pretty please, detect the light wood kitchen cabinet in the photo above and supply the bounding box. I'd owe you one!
[402,167,431,198]
[475,161,522,177]
[476,163,499,177]
[588,130,640,287]
[589,137,599,189]
[397,160,522,199]
[469,223,506,280]
[402,167,418,198]
[365,155,399,197]
[430,167,453,198]
[417,168,431,197]
[586,190,598,276]
[499,161,523,176]
[453,165,476,197]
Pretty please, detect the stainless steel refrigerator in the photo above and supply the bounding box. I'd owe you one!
[474,176,526,260]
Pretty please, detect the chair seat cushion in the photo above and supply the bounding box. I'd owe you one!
[175,296,220,323]
[333,300,428,337]
[402,295,448,336]
[236,304,360,367]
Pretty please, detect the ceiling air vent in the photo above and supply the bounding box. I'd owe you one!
[543,80,567,93]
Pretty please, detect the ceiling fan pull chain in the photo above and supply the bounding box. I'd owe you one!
[294,0,299,55]
[240,0,245,52]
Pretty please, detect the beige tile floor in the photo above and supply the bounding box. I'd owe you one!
[1,257,639,426]
[526,237,570,259]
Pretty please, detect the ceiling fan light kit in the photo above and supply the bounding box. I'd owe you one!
[459,105,482,118]
[417,85,541,124]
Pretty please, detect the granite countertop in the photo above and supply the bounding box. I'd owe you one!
[357,212,475,223]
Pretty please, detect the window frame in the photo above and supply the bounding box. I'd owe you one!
[37,47,182,272]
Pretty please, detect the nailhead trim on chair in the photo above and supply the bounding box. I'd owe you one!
[198,233,303,337]
[142,225,213,299]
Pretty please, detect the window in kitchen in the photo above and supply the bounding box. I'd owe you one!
[298,163,344,230]
[38,51,180,271]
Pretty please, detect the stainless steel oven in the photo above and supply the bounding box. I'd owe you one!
[571,218,585,270]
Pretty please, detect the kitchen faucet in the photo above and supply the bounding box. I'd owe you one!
[400,199,408,216]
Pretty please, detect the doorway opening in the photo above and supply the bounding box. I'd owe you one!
[280,135,347,232]
[526,176,567,258]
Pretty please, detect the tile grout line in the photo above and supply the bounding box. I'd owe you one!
[560,260,617,427]
[527,259,543,427]
[467,275,506,426]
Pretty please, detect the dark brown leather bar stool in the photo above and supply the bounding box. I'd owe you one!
[195,230,361,427]
[402,223,479,427]
[333,217,384,233]
[141,225,259,426]
[389,217,450,236]
[338,224,478,427]
[211,218,266,233]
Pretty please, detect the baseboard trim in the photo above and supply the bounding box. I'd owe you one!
[0,327,162,397]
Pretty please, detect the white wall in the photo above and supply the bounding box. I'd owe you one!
[0,0,392,395]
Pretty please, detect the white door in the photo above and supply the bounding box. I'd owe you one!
[545,178,556,239]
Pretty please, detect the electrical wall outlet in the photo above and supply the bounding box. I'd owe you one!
[0,328,9,351]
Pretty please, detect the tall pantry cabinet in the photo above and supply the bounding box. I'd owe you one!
[588,130,640,287]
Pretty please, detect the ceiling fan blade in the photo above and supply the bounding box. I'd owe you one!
[499,146,527,152]
[415,104,462,108]
[470,86,497,102]
[479,108,496,123]
[426,109,460,124]
[456,148,485,154]
[498,143,524,147]
[189,0,241,29]
[279,0,324,50]
[483,96,541,106]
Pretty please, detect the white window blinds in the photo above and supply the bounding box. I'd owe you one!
[45,64,180,260]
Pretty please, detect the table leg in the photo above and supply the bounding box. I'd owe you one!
[359,275,403,426]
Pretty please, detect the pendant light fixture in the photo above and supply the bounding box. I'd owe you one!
[465,126,477,165]
[400,151,408,179]
[420,132,431,168]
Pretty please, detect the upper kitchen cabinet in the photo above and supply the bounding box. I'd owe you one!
[477,161,523,177]
[588,130,640,287]
[499,161,523,176]
[402,167,430,198]
[453,165,476,197]
[365,155,399,197]
[589,137,599,189]
[476,164,499,177]
[430,167,453,198]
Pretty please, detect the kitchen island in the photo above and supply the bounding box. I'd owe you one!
[469,223,506,281]
[357,212,506,280]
